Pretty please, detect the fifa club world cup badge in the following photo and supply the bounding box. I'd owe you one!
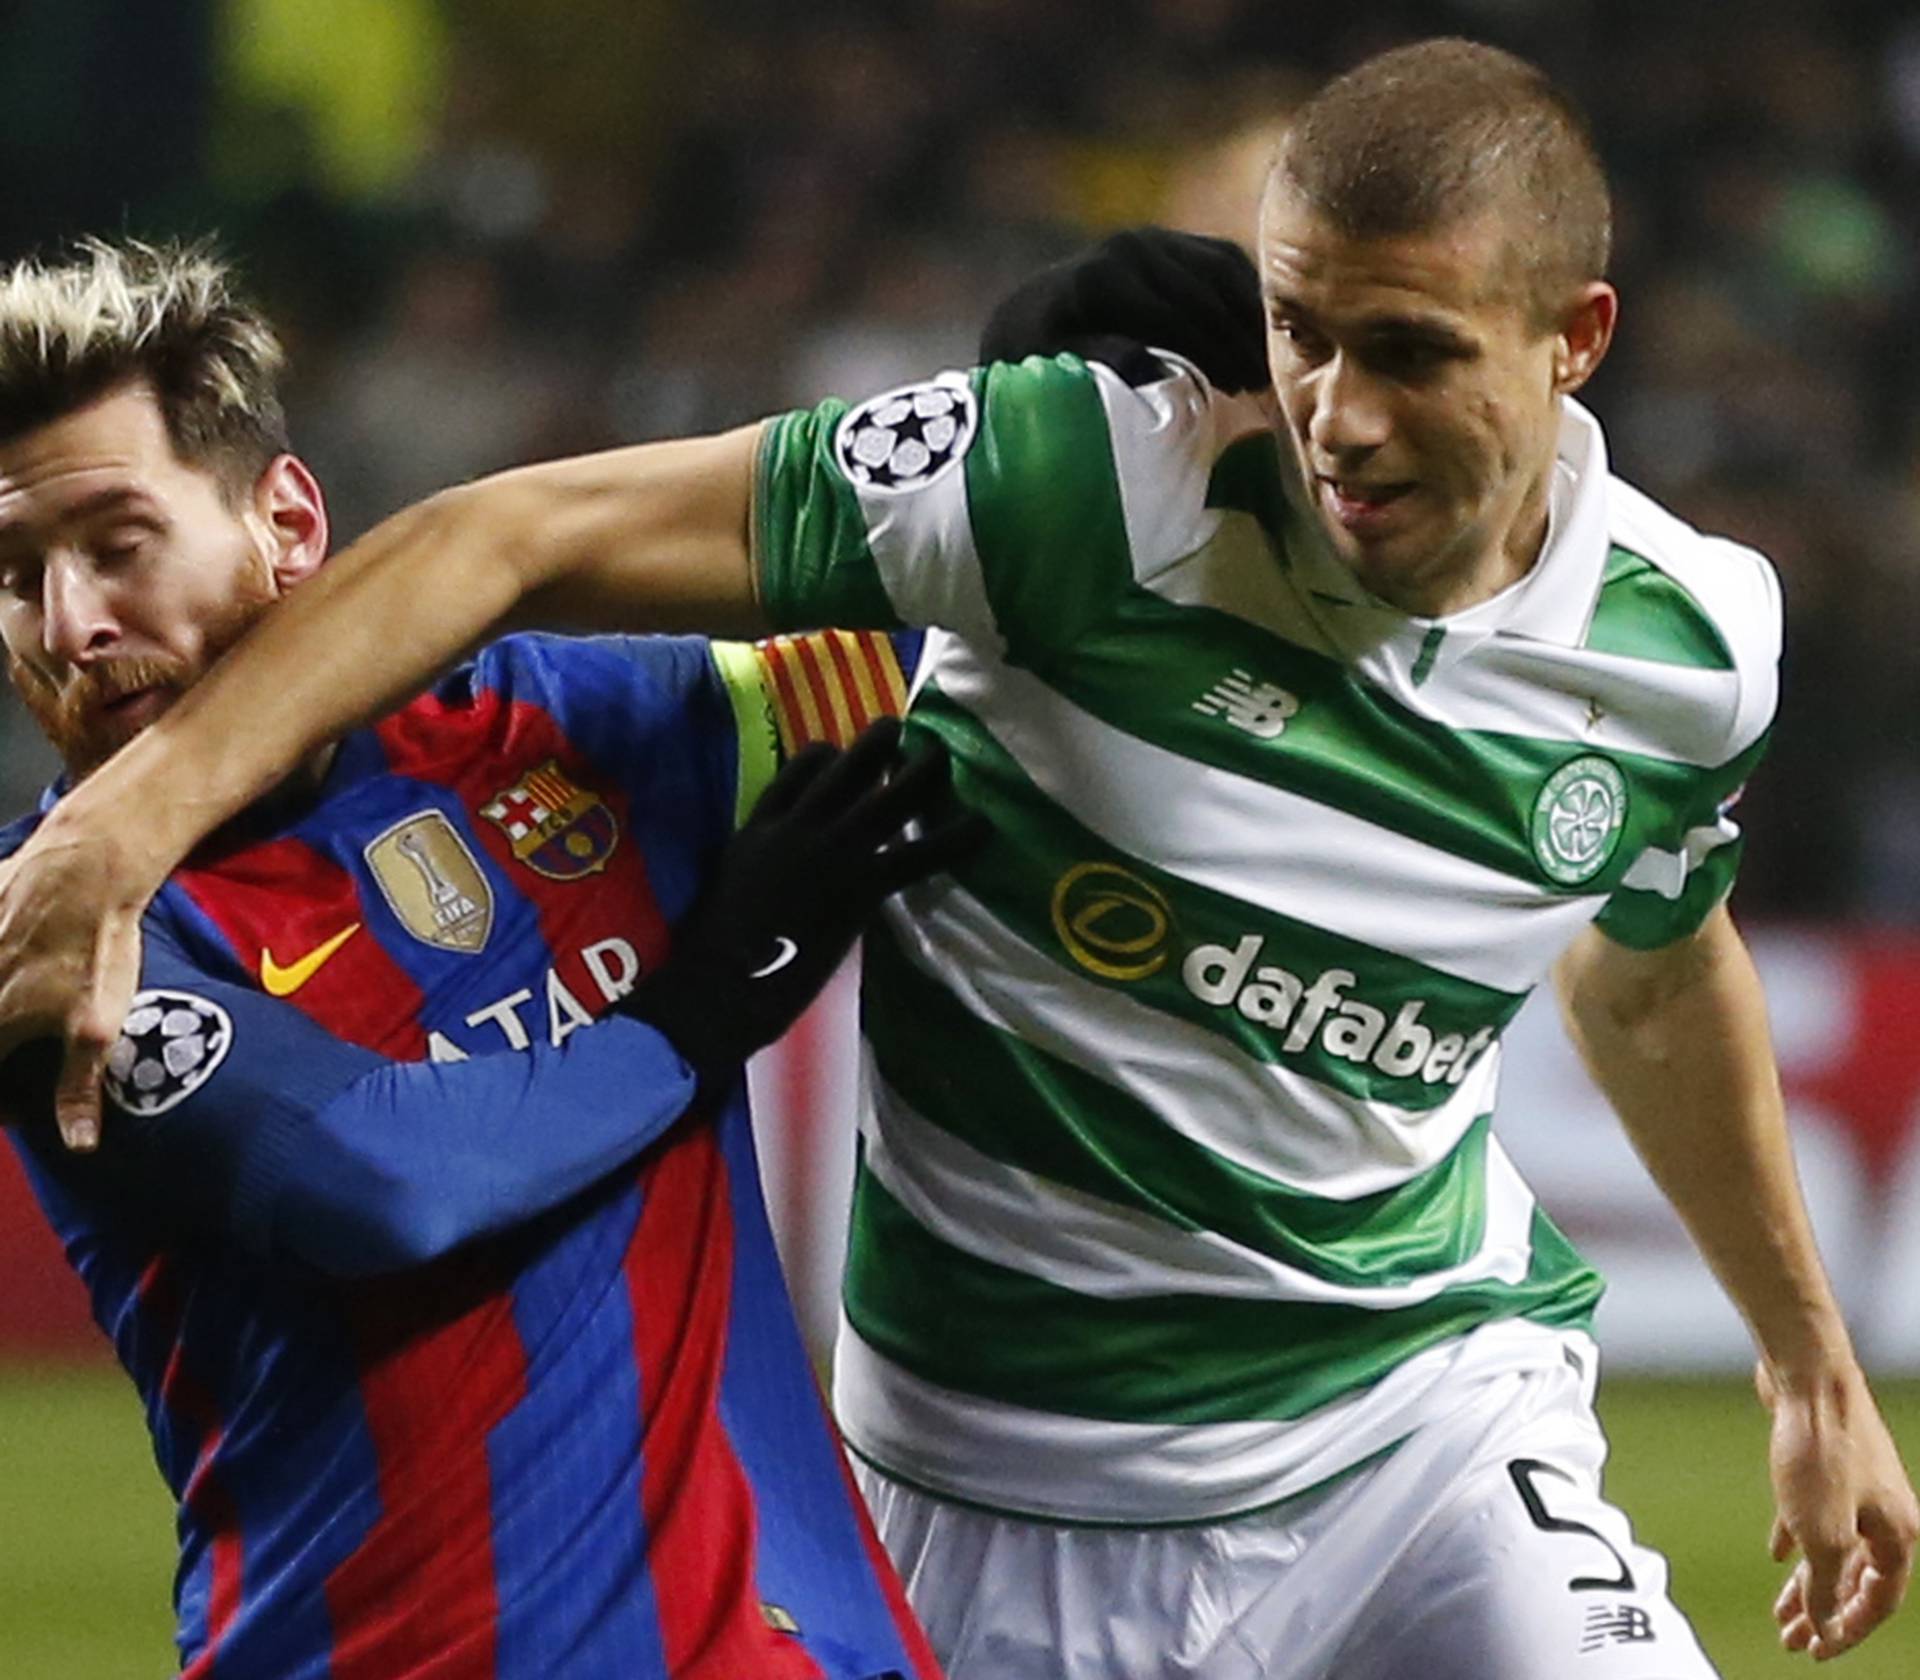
[482,760,621,881]
[1530,754,1629,885]
[365,810,495,953]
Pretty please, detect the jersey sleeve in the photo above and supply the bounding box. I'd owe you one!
[753,353,1234,669]
[1595,538,1782,949]
[1595,730,1770,948]
[100,927,701,1277]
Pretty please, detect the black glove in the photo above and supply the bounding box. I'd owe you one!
[979,226,1268,393]
[622,719,985,1084]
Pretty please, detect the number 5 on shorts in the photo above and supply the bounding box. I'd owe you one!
[1507,1457,1637,1592]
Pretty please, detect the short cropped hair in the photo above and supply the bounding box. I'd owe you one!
[0,238,289,499]
[1271,39,1611,322]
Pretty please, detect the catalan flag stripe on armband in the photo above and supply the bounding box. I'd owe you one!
[758,631,908,752]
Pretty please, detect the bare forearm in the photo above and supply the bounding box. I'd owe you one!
[1555,909,1851,1381]
[1560,910,1917,1652]
[53,425,767,882]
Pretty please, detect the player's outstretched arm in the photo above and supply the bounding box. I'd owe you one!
[1553,905,1919,1661]
[0,425,768,1150]
[117,423,768,842]
[0,232,1213,1151]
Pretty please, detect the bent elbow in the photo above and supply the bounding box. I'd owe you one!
[276,1157,472,1278]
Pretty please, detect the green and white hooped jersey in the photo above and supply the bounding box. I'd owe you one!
[753,354,1780,1524]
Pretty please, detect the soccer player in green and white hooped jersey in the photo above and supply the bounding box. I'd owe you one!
[5,38,1915,1680]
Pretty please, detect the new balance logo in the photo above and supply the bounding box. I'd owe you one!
[1580,1604,1656,1652]
[1193,669,1299,740]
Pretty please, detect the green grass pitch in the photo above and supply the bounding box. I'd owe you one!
[1,1367,1916,1675]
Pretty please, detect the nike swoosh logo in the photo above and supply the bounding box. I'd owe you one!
[261,923,362,997]
[749,937,800,980]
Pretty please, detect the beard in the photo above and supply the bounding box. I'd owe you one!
[9,587,277,780]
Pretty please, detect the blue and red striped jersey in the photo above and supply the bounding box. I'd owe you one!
[3,629,934,1680]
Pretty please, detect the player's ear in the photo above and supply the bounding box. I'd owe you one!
[251,453,330,591]
[1550,281,1616,395]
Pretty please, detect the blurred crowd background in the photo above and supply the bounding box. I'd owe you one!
[3,0,1919,919]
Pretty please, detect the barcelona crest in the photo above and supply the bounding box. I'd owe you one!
[481,759,620,881]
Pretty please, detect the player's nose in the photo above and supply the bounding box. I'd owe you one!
[1307,354,1392,460]
[40,553,121,666]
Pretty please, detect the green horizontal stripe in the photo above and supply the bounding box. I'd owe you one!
[1584,546,1734,670]
[756,406,906,634]
[1077,441,1742,890]
[1045,580,1719,893]
[865,919,1494,1287]
[966,355,1135,668]
[843,1160,1603,1426]
[905,690,1523,1111]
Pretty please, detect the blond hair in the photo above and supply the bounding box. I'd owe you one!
[0,238,289,498]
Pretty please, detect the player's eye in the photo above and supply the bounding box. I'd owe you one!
[0,562,41,601]
[1364,336,1464,384]
[94,531,151,565]
[1272,318,1331,363]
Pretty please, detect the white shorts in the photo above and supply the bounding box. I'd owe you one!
[852,1358,1717,1680]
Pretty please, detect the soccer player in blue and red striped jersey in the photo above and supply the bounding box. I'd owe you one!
[0,240,949,1679]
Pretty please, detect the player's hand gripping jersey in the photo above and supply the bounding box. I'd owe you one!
[754,352,1781,1523]
[2,630,938,1680]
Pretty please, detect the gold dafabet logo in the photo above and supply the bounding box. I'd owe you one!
[1049,861,1174,982]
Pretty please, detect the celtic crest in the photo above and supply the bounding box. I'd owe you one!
[1531,755,1629,885]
